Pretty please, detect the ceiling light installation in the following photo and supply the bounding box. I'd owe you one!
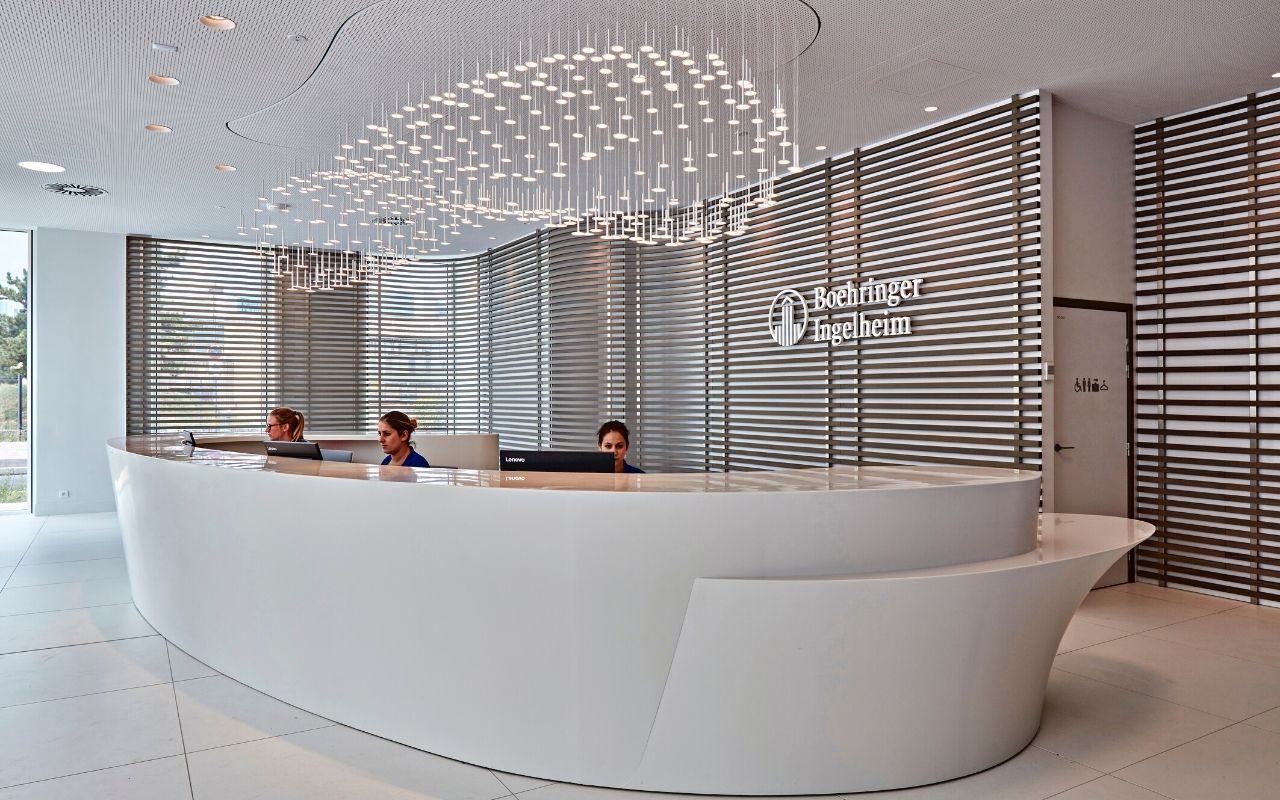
[18,161,65,172]
[242,8,807,290]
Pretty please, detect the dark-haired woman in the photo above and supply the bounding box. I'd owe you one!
[597,420,644,474]
[378,411,431,468]
[266,407,307,442]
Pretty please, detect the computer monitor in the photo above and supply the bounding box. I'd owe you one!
[263,441,323,460]
[499,449,615,473]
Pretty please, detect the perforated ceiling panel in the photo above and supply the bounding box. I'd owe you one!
[2,0,1280,253]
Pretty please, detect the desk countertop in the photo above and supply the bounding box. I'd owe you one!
[109,435,1041,494]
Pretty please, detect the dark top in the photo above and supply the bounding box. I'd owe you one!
[623,462,645,474]
[382,447,430,468]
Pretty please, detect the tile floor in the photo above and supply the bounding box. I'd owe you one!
[2,513,1279,799]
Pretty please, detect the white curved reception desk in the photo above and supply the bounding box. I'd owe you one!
[107,435,1152,795]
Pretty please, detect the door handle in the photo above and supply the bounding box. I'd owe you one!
[1054,443,1075,453]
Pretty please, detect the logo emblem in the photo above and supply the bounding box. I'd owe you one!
[767,289,808,347]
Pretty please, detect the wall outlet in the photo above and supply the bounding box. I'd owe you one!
[57,489,70,498]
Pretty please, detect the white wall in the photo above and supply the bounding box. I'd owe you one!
[1044,96,1136,514]
[31,228,125,514]
[1051,98,1135,304]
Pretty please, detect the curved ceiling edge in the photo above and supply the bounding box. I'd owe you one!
[226,0,821,149]
[227,0,392,147]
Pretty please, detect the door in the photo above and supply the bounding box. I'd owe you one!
[1054,300,1132,587]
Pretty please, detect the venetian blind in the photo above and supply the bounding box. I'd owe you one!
[126,239,282,433]
[126,238,484,435]
[1134,89,1280,604]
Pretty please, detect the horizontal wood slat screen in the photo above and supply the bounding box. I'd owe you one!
[1135,88,1280,605]
[128,94,1042,473]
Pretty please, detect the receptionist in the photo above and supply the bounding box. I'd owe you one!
[378,411,431,468]
[597,420,644,474]
[266,407,307,442]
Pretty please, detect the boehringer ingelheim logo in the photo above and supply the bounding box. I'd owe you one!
[768,289,808,347]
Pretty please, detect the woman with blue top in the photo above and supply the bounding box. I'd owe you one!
[378,411,431,468]
[597,420,644,474]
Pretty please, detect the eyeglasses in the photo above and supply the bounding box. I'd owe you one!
[265,423,283,431]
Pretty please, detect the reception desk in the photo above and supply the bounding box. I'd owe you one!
[108,434,1152,795]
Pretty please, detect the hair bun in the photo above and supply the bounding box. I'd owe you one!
[409,417,419,431]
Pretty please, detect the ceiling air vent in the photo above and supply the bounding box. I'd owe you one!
[375,215,411,226]
[43,183,107,197]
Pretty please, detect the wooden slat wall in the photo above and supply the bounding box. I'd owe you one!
[1135,89,1280,605]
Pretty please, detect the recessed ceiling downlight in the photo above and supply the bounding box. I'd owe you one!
[214,164,237,172]
[18,161,65,172]
[148,74,180,85]
[144,124,172,133]
[43,183,106,197]
[199,15,236,30]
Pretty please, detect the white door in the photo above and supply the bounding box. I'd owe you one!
[1054,303,1131,587]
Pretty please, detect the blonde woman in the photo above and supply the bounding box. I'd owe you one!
[265,407,306,442]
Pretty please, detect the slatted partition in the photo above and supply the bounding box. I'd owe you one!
[841,99,1043,467]
[696,94,1043,471]
[1134,89,1280,604]
[128,94,1042,472]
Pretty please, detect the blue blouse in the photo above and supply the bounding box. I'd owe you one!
[623,462,645,474]
[382,447,430,468]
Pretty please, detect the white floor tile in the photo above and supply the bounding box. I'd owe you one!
[1055,634,1280,720]
[1110,582,1244,611]
[1142,610,1280,668]
[0,604,154,655]
[518,747,1098,800]
[0,682,182,788]
[186,725,513,800]
[1047,775,1173,799]
[492,771,556,794]
[36,513,119,533]
[0,517,44,537]
[1243,704,1280,734]
[0,527,38,568]
[4,557,127,589]
[20,529,123,565]
[1058,618,1130,654]
[174,675,332,752]
[1072,589,1220,633]
[0,755,191,800]
[1033,669,1232,772]
[167,642,218,682]
[0,578,132,616]
[1115,723,1280,800]
[0,636,171,708]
